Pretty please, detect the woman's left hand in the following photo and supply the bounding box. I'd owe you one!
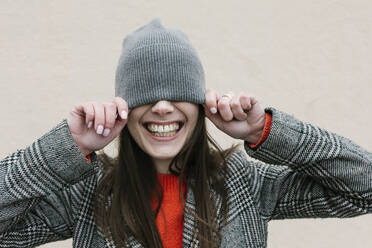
[204,89,266,144]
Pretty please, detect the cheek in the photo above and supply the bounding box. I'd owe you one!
[128,127,149,155]
[127,121,142,144]
[189,111,199,127]
[185,116,199,139]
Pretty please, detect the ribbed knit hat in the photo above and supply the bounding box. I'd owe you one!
[115,18,206,109]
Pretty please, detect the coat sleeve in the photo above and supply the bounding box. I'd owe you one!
[241,107,372,220]
[0,119,100,247]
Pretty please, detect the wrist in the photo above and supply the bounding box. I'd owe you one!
[77,144,91,157]
[71,134,92,157]
[80,148,92,157]
[244,114,266,144]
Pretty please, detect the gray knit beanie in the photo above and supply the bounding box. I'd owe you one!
[115,18,205,109]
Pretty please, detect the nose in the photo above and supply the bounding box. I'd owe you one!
[151,100,174,115]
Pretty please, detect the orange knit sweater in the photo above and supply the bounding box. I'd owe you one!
[85,112,272,247]
[151,174,187,248]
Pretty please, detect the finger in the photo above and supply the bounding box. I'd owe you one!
[102,102,117,137]
[92,102,105,135]
[113,96,129,120]
[230,93,248,121]
[82,103,95,128]
[204,104,226,131]
[217,95,234,121]
[71,103,93,128]
[204,89,219,114]
[240,94,254,112]
[250,95,259,105]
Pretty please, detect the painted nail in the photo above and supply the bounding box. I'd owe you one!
[97,125,103,135]
[121,110,127,119]
[103,128,111,137]
[210,107,217,114]
[87,121,93,129]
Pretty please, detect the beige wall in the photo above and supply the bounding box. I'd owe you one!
[1,0,371,247]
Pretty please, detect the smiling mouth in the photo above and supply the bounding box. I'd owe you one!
[142,121,184,137]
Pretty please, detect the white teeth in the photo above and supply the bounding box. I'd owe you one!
[153,131,177,137]
[147,122,180,133]
[164,125,170,132]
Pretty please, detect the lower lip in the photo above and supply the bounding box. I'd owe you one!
[143,125,183,142]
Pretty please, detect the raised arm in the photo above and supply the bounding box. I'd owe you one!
[0,119,100,247]
[242,107,372,220]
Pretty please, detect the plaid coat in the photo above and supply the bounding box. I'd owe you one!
[0,107,371,247]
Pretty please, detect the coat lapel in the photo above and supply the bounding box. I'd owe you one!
[99,227,144,248]
[182,179,223,248]
[182,183,199,248]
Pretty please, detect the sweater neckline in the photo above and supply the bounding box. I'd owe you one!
[156,173,186,192]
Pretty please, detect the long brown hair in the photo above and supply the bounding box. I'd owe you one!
[94,104,239,247]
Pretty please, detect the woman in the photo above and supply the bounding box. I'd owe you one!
[0,19,371,248]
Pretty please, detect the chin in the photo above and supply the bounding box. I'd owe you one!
[148,149,180,160]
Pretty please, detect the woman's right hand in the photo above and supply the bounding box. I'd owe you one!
[67,97,130,157]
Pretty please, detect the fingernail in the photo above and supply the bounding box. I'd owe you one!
[121,110,127,119]
[97,125,103,135]
[210,107,217,114]
[87,121,93,129]
[103,128,111,137]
